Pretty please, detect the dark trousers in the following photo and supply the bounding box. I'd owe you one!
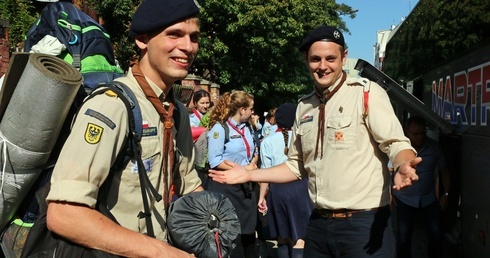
[303,206,395,258]
[231,233,257,258]
[395,198,443,258]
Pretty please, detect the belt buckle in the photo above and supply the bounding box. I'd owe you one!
[332,212,350,219]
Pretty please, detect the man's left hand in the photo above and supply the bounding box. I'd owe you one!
[393,157,422,190]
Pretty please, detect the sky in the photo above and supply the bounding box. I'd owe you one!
[337,0,420,64]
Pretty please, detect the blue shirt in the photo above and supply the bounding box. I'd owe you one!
[260,130,291,168]
[393,138,448,208]
[207,118,257,168]
[189,110,204,127]
[261,122,278,139]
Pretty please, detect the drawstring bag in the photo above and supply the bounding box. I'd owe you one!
[167,191,240,258]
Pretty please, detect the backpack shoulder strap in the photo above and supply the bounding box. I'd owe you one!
[360,78,371,119]
[219,122,230,144]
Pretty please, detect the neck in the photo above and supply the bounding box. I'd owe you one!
[230,114,243,124]
[137,58,174,94]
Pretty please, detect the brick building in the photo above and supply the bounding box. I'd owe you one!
[0,19,9,78]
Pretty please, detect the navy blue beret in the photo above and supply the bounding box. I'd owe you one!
[275,103,297,129]
[298,25,345,52]
[129,0,200,37]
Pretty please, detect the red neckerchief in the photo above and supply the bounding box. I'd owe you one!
[227,119,251,158]
[193,109,202,120]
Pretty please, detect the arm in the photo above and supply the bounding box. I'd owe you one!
[392,149,422,190]
[257,182,269,215]
[47,202,195,258]
[209,161,298,184]
[438,166,451,210]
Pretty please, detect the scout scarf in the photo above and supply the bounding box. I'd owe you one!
[131,61,175,209]
[314,71,347,159]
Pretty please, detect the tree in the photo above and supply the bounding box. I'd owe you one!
[194,0,356,110]
[383,0,490,82]
[0,0,37,52]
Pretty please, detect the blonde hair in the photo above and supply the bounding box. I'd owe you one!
[209,91,254,128]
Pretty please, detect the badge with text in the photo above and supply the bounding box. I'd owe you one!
[85,123,103,144]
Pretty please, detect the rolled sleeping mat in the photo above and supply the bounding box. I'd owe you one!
[167,191,240,258]
[0,53,82,168]
[0,53,81,230]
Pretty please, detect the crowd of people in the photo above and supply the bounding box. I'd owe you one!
[37,0,454,257]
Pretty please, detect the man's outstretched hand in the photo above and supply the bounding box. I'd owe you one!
[393,157,422,190]
[208,160,251,184]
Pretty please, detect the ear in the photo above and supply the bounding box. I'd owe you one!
[135,34,149,50]
[342,49,348,66]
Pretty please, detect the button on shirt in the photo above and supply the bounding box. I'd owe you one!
[393,138,447,208]
[207,119,256,168]
[285,76,415,210]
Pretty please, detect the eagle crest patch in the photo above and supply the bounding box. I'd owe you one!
[85,123,103,144]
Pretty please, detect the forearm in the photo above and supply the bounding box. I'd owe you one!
[392,149,417,170]
[249,163,298,184]
[259,182,269,199]
[47,202,175,258]
[440,167,451,193]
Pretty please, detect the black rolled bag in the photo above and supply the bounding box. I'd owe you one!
[167,191,240,258]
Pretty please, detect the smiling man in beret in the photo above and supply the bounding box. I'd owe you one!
[209,25,422,257]
[46,0,203,257]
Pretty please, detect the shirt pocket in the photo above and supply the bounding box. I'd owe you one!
[326,116,354,150]
[298,121,315,154]
[120,135,161,188]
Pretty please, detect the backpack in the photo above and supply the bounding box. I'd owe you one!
[194,121,260,172]
[24,1,124,91]
[194,122,230,173]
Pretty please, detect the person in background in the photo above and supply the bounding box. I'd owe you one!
[45,0,203,257]
[393,115,451,258]
[258,103,313,258]
[189,89,211,127]
[261,108,277,139]
[206,91,259,258]
[209,25,421,257]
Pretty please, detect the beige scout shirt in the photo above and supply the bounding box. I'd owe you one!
[47,68,201,241]
[285,75,415,210]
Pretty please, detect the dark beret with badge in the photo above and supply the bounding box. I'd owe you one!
[129,0,200,37]
[298,25,345,52]
[275,103,297,129]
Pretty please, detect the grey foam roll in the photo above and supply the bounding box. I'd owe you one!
[0,54,82,168]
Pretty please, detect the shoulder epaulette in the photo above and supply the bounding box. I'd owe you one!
[299,91,316,101]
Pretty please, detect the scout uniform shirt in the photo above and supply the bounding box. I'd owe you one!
[47,68,201,241]
[285,75,415,210]
[189,110,204,127]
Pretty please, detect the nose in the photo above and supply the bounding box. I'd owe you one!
[179,35,196,53]
[319,59,328,70]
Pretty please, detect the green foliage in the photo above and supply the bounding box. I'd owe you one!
[383,0,490,81]
[0,0,37,52]
[193,0,355,110]
[2,0,356,112]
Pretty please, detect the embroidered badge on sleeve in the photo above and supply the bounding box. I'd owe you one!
[85,123,103,144]
[213,132,219,139]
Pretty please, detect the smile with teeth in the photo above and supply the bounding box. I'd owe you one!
[175,58,189,64]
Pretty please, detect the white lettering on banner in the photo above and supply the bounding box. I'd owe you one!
[432,62,490,126]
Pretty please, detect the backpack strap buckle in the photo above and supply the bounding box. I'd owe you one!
[72,54,81,70]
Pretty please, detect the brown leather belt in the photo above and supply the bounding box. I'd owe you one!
[314,207,380,219]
